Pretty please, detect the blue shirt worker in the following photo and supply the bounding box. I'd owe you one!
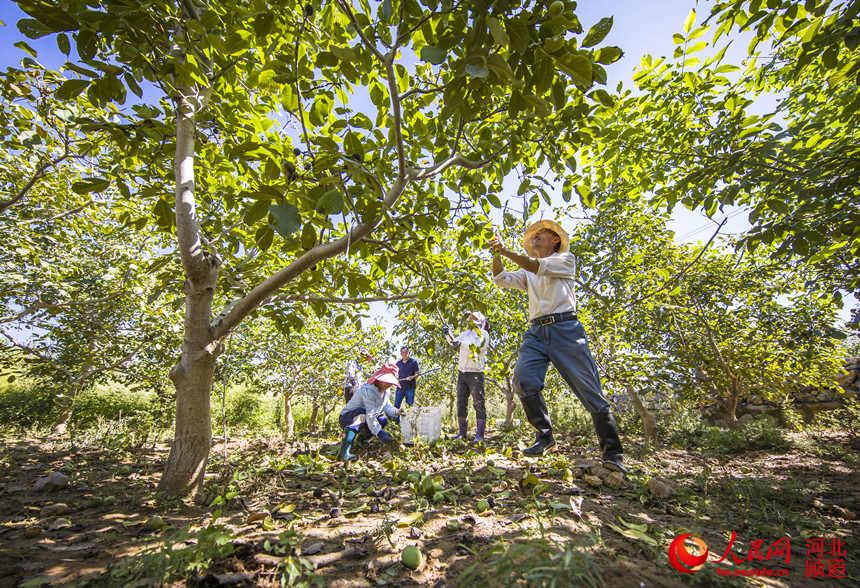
[490,220,626,473]
[338,363,403,462]
[394,346,419,408]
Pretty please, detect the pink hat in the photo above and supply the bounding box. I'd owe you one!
[368,363,400,386]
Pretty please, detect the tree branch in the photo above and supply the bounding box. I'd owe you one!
[275,293,418,305]
[334,0,385,61]
[1,150,73,213]
[211,176,409,340]
[410,153,493,180]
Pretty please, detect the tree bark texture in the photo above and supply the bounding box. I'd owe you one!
[625,384,657,447]
[158,92,221,497]
[503,376,516,429]
[283,393,294,439]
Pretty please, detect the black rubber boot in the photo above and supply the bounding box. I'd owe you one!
[523,435,556,456]
[592,411,627,474]
[452,417,468,440]
[520,392,555,456]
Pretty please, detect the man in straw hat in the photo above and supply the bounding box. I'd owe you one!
[489,220,626,473]
[338,363,403,462]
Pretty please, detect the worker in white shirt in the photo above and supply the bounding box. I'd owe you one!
[343,348,373,403]
[489,220,626,473]
[443,310,490,443]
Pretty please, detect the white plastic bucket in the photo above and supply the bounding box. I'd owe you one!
[401,405,443,444]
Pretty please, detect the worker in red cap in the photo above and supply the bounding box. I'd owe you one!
[338,363,403,462]
[490,220,626,473]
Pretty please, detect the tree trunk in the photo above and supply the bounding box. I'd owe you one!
[321,400,333,432]
[309,401,320,433]
[503,377,516,429]
[283,392,294,439]
[726,382,740,424]
[625,384,657,448]
[158,91,221,497]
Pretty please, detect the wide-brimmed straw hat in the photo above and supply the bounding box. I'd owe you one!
[368,363,400,386]
[522,220,569,257]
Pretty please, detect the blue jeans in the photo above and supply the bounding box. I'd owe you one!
[394,387,415,408]
[339,409,390,441]
[514,320,610,415]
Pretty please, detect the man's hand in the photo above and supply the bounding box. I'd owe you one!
[489,234,506,256]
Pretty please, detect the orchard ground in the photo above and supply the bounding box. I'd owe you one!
[1,422,857,587]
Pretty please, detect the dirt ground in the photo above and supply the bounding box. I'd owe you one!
[1,429,857,587]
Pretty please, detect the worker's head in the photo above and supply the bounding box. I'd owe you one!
[368,363,400,391]
[522,220,569,258]
[400,346,410,360]
[464,311,486,328]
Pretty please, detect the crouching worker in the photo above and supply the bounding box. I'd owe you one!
[338,363,403,462]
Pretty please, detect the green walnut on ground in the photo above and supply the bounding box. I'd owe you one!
[401,545,424,570]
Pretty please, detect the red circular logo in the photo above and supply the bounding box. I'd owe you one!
[668,534,709,574]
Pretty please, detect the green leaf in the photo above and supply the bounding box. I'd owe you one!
[576,183,594,208]
[308,95,332,126]
[594,46,622,65]
[19,3,76,31]
[301,222,316,249]
[76,30,97,61]
[506,18,530,53]
[14,41,38,58]
[419,46,446,65]
[558,54,592,87]
[582,17,613,48]
[124,73,143,98]
[244,199,270,225]
[606,520,658,546]
[683,8,696,34]
[255,225,274,251]
[153,198,174,229]
[315,189,343,214]
[17,18,52,39]
[56,79,89,100]
[253,12,275,39]
[488,17,509,46]
[56,32,70,55]
[269,203,300,237]
[593,89,614,107]
[71,177,109,194]
[766,199,790,215]
[465,63,489,78]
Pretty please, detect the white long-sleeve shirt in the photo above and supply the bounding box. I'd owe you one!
[453,328,489,372]
[340,383,399,436]
[343,359,361,388]
[492,252,577,320]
